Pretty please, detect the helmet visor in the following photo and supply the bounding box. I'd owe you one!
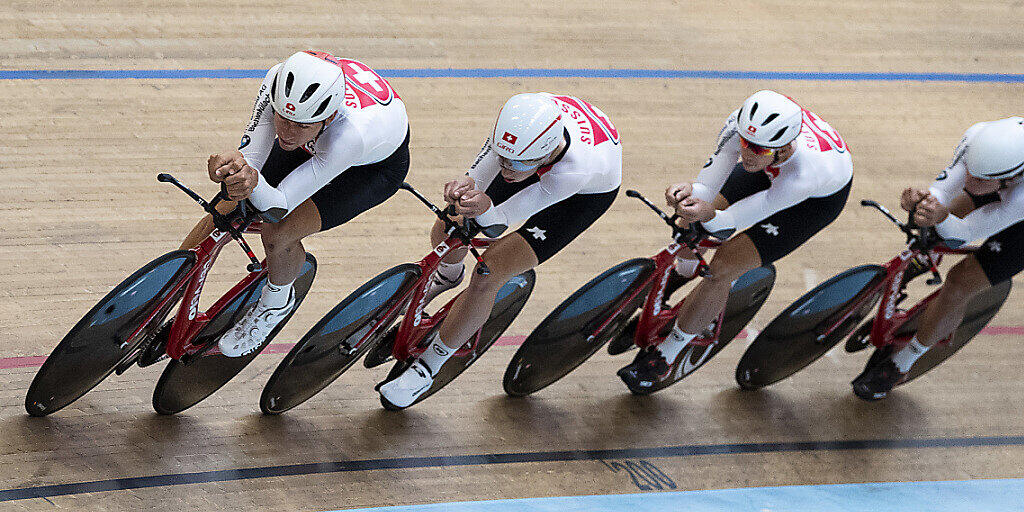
[500,154,548,173]
[739,136,775,155]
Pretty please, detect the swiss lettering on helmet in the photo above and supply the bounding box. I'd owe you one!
[270,50,347,124]
[736,90,803,148]
[490,93,564,161]
[965,118,1024,179]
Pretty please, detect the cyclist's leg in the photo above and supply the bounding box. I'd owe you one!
[888,221,1024,374]
[914,256,991,346]
[425,217,471,300]
[259,199,322,286]
[264,128,409,286]
[674,234,763,334]
[440,188,618,353]
[667,193,731,294]
[437,234,538,349]
[218,201,320,356]
[664,164,767,348]
[222,135,408,356]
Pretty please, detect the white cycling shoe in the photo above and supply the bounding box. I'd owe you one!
[378,360,435,408]
[218,289,295,358]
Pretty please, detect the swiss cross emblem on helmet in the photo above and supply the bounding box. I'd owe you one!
[502,132,518,144]
[746,125,757,135]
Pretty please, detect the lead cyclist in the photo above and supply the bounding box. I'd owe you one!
[618,90,854,392]
[177,50,410,357]
[853,117,1024,400]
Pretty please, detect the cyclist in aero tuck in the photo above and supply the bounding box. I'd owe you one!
[177,50,410,357]
[853,117,1024,399]
[619,90,853,392]
[378,92,622,408]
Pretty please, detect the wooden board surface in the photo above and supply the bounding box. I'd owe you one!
[1,1,1023,510]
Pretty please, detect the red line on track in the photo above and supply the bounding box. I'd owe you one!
[3,327,1022,371]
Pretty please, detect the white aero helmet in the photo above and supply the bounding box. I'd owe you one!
[737,90,804,148]
[965,118,1024,179]
[270,50,347,123]
[491,93,564,161]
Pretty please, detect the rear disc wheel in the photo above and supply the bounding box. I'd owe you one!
[259,263,420,415]
[25,251,194,417]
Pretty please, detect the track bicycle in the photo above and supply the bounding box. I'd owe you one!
[735,199,1011,398]
[502,189,776,396]
[260,182,535,413]
[25,174,316,416]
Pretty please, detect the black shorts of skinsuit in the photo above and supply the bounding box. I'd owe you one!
[483,174,618,265]
[719,163,851,264]
[974,218,1024,285]
[259,129,410,231]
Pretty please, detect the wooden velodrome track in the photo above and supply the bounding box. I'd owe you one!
[2,0,1023,510]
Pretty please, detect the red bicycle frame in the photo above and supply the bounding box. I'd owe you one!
[590,238,724,350]
[122,219,269,361]
[391,234,497,361]
[330,222,499,363]
[817,244,977,350]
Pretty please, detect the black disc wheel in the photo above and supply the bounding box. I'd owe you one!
[381,270,536,410]
[25,251,195,416]
[152,253,317,415]
[736,264,886,390]
[259,263,421,415]
[503,259,655,397]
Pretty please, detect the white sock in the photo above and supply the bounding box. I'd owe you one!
[674,257,700,279]
[260,280,294,309]
[892,337,929,373]
[418,333,456,376]
[656,324,698,361]
[436,260,465,283]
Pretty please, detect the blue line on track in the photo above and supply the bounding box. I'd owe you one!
[335,478,1024,512]
[2,68,1024,82]
[2,434,1023,502]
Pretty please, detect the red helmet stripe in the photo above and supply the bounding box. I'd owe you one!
[516,116,561,158]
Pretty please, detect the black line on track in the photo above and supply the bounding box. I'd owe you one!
[3,434,1023,502]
